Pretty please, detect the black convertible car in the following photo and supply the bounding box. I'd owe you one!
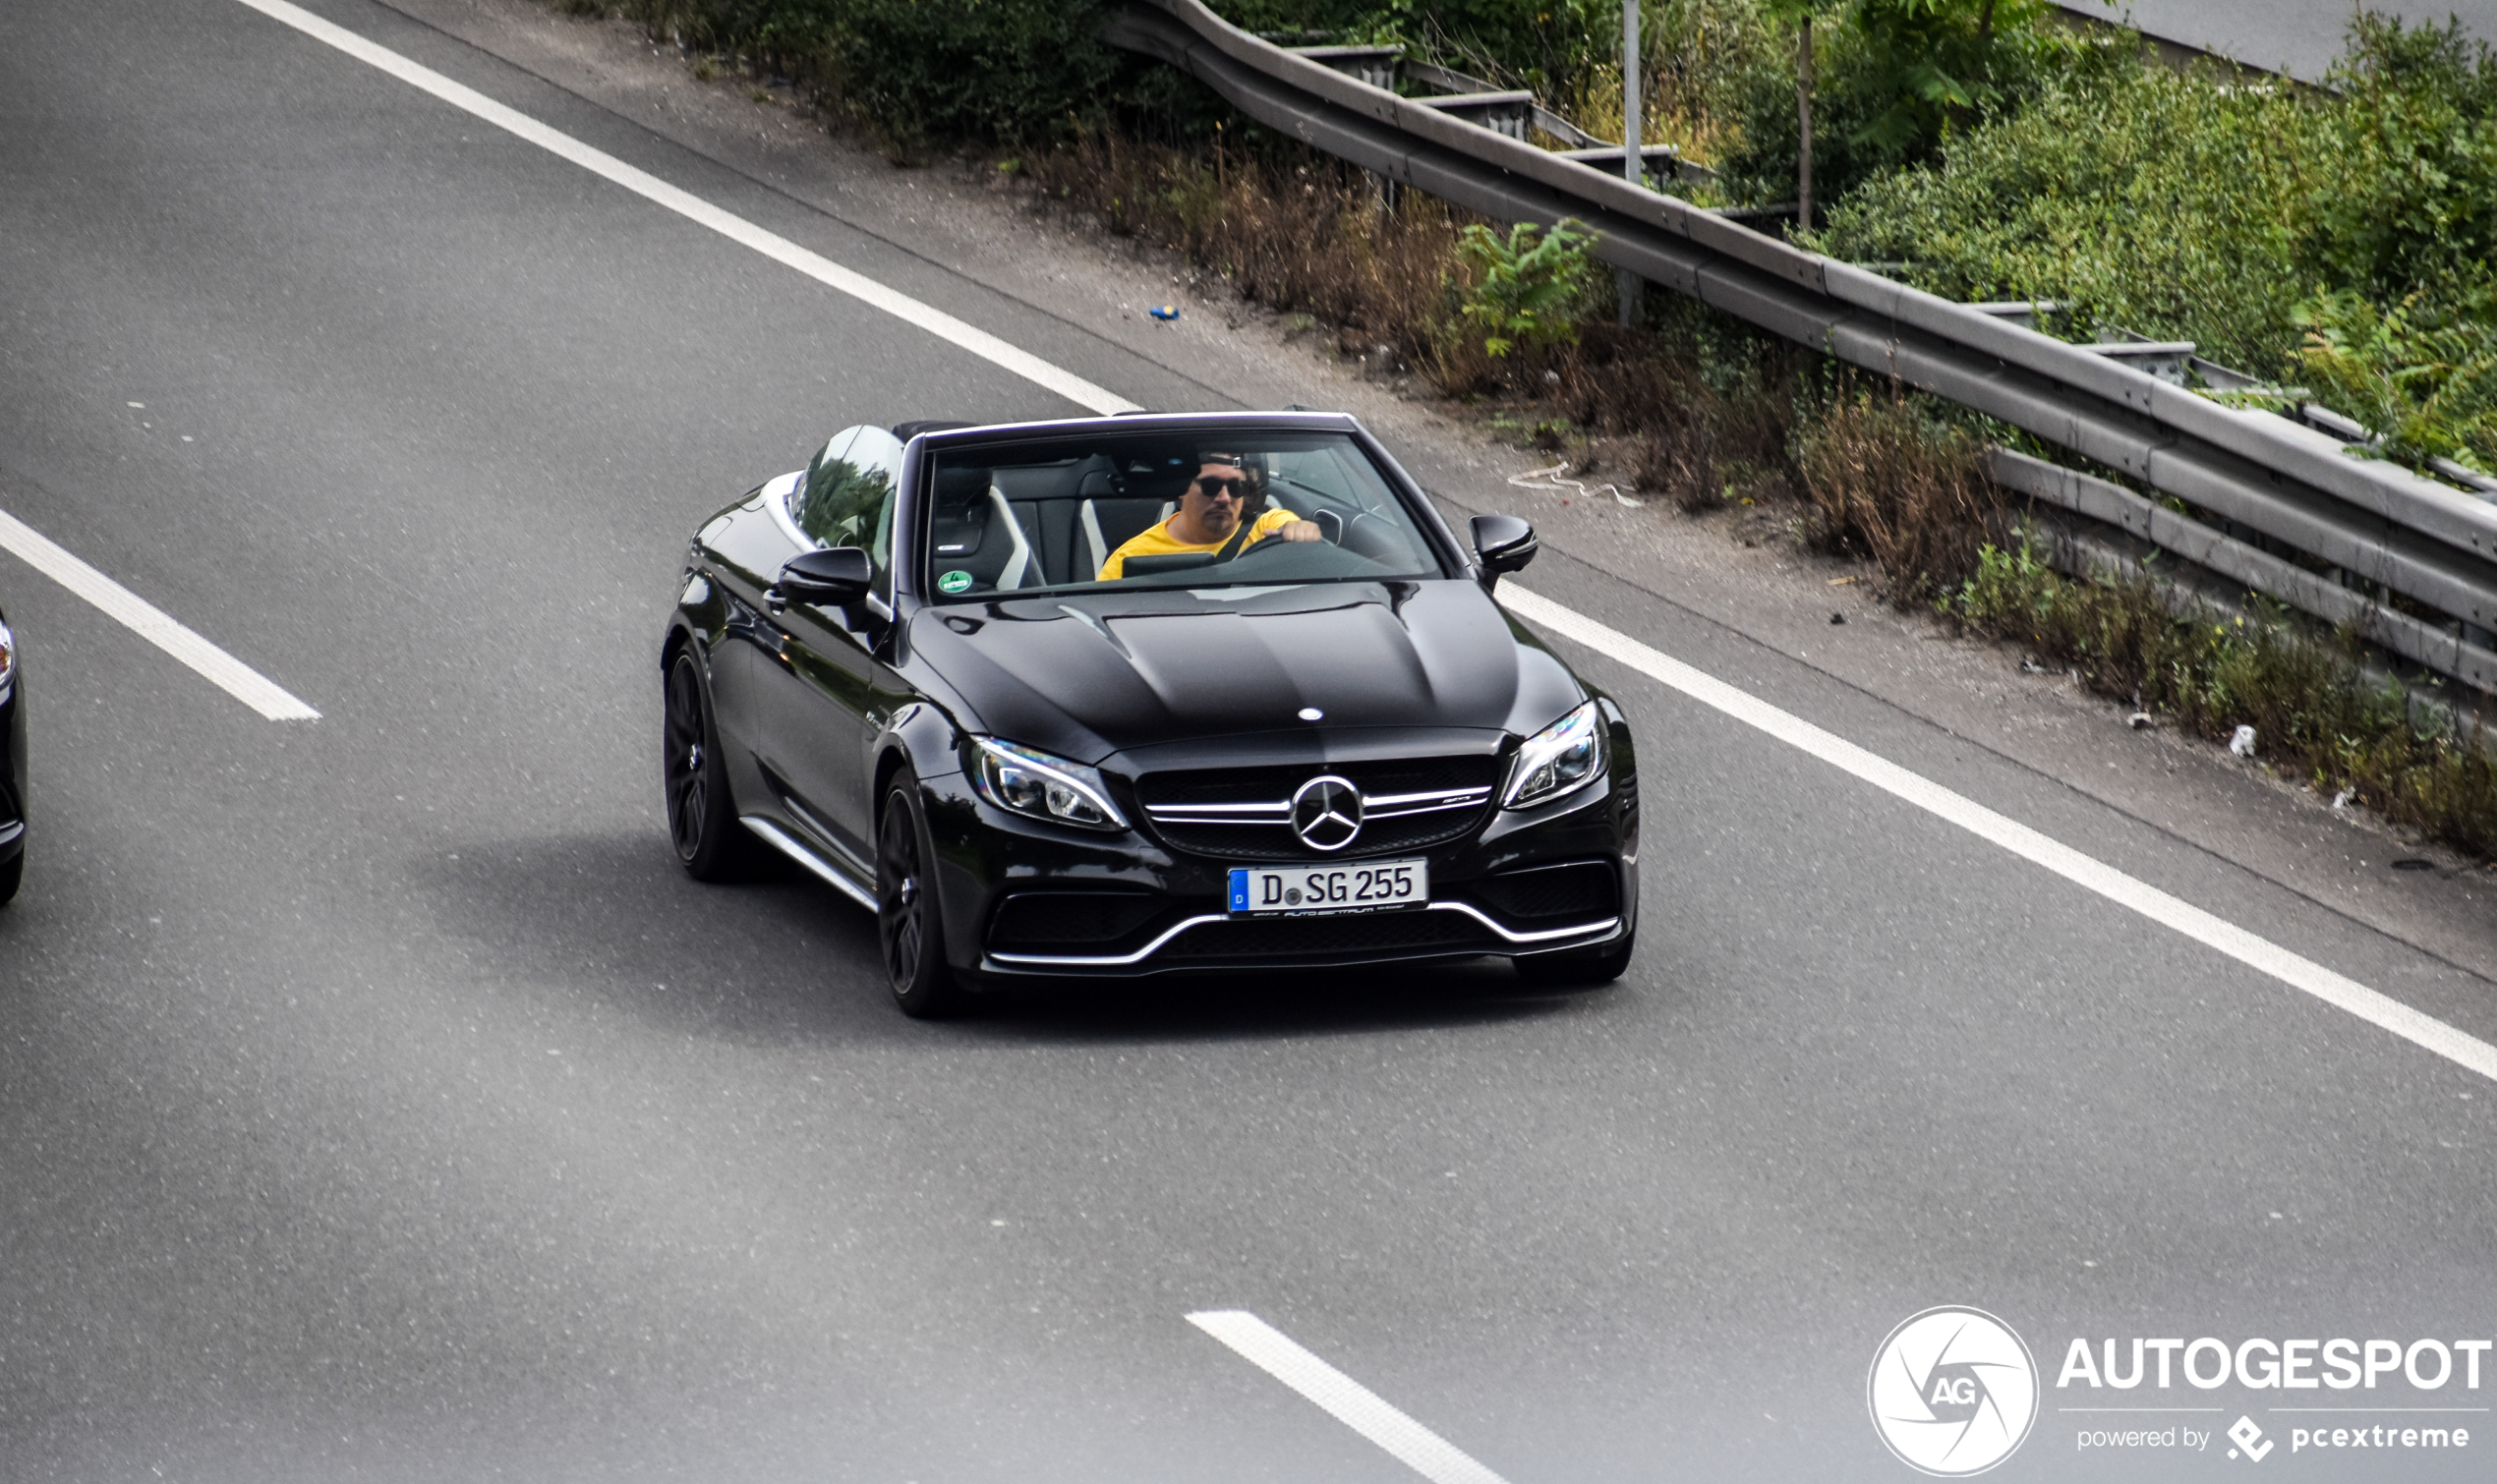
[662,412,1637,1015]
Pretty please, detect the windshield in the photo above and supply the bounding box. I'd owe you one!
[921,430,1448,599]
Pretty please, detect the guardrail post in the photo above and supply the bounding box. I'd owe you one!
[1796,16,1814,234]
[1617,0,1644,326]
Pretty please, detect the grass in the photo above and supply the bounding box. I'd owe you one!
[1952,542,2497,857]
[1022,137,1481,385]
[1792,385,2003,601]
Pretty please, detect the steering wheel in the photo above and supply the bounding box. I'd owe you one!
[1222,527,1327,566]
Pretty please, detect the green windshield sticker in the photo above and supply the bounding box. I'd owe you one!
[937,569,973,595]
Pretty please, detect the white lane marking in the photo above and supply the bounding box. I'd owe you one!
[228,0,1141,418]
[1499,583,2497,1085]
[1188,1310,1513,1484]
[0,508,319,721]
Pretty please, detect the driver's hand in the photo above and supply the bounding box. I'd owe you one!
[1279,520,1323,542]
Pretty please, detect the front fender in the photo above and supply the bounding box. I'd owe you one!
[665,567,730,665]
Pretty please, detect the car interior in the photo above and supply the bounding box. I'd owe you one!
[923,441,1432,596]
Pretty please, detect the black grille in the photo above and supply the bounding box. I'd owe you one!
[1164,908,1494,961]
[1472,861,1617,922]
[1137,756,1499,861]
[987,891,1165,950]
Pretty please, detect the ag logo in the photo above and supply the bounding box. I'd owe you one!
[1868,1306,2039,1476]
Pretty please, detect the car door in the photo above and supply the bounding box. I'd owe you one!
[753,427,903,865]
[690,485,805,813]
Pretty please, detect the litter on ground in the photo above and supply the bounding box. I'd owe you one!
[1508,461,1643,508]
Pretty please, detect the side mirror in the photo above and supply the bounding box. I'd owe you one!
[1470,514,1539,586]
[771,546,874,608]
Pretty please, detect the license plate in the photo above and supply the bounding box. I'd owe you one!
[1227,859,1428,915]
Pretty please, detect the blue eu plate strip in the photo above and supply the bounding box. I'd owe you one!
[1227,868,1249,912]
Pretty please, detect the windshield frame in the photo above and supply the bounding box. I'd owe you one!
[902,417,1466,606]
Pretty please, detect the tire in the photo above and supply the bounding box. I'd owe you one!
[0,842,20,905]
[1514,924,1635,987]
[878,770,967,1018]
[663,648,760,882]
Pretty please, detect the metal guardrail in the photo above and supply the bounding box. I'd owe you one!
[1102,0,2497,698]
[1273,44,1709,182]
[1987,448,2497,692]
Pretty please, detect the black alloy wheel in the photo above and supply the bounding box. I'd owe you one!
[878,770,965,1018]
[663,649,756,881]
[1514,923,1636,987]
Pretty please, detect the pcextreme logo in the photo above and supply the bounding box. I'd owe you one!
[1869,1306,2042,1476]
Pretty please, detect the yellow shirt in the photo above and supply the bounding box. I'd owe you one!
[1099,507,1300,580]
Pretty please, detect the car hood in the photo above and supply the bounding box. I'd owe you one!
[907,581,1586,764]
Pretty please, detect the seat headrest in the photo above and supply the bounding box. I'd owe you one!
[1068,453,1124,499]
[933,465,993,508]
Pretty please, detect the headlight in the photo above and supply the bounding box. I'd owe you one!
[970,737,1129,832]
[1502,700,1604,808]
[0,617,14,691]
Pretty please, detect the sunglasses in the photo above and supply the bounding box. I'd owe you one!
[1192,475,1249,499]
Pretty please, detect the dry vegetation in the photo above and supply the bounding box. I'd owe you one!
[1956,544,2497,855]
[1024,138,1481,388]
[1793,389,2004,601]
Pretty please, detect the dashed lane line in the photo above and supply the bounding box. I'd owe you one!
[1498,582,2497,1086]
[228,0,1141,418]
[0,508,319,721]
[1188,1311,1514,1484]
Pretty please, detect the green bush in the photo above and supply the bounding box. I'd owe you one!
[2305,14,2497,307]
[2294,288,2497,474]
[1815,13,2497,467]
[1455,218,1594,357]
[1813,55,2325,368]
[1713,0,2112,212]
[611,0,1160,144]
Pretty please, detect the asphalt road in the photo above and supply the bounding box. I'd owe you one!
[3,3,2495,1481]
[2071,0,2497,81]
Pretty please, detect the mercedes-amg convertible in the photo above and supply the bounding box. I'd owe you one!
[661,411,1637,1015]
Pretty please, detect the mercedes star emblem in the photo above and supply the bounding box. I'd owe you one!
[1290,774,1364,851]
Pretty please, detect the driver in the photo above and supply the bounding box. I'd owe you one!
[1098,452,1321,580]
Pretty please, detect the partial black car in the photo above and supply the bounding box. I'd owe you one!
[661,412,1637,1015]
[1,599,23,904]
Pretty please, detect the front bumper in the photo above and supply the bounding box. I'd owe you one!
[920,762,1637,980]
